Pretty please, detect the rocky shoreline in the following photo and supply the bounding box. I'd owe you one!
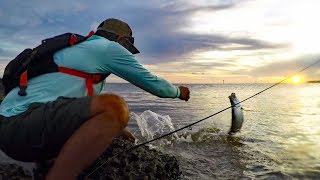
[0,80,181,179]
[0,137,181,179]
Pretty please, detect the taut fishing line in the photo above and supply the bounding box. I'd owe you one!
[85,59,320,179]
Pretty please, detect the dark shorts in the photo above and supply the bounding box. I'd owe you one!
[0,96,92,162]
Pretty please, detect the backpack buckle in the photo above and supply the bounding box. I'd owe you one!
[18,86,27,96]
[69,34,78,46]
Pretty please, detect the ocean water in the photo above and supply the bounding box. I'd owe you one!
[0,83,318,179]
[105,83,320,179]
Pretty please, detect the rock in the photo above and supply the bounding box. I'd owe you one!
[33,137,181,179]
[79,137,181,180]
[0,163,32,180]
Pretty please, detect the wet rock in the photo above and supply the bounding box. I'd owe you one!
[79,137,181,179]
[33,137,181,179]
[0,163,32,180]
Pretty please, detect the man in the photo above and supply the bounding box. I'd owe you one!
[0,18,190,179]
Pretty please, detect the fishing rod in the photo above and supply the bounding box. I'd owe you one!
[84,59,320,179]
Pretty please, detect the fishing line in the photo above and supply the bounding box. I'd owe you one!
[84,59,320,179]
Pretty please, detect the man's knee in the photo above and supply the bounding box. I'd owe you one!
[91,94,129,128]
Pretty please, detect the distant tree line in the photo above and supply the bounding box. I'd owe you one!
[307,80,320,83]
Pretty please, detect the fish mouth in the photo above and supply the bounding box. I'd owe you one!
[228,92,236,99]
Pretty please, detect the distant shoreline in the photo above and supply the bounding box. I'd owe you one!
[307,80,320,83]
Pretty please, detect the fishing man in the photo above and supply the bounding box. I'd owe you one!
[0,18,190,179]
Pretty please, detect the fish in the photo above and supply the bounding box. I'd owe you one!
[228,93,244,134]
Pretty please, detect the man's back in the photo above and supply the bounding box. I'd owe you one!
[0,35,112,117]
[0,35,180,117]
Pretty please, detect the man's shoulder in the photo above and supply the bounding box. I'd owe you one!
[88,35,133,56]
[82,35,111,49]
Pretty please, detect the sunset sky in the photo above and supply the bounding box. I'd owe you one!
[0,0,319,84]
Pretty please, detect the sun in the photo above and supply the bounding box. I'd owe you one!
[292,76,302,84]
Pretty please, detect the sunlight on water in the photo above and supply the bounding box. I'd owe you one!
[238,84,320,178]
[105,83,320,178]
[280,84,320,175]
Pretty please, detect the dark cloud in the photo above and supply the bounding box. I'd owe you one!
[220,38,289,50]
[1,0,316,83]
[101,2,288,64]
[182,4,235,12]
[0,0,291,68]
[137,32,288,64]
[154,61,234,74]
[163,0,249,13]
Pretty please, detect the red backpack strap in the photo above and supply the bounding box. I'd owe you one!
[86,31,95,38]
[58,67,102,96]
[18,71,28,96]
[69,31,94,46]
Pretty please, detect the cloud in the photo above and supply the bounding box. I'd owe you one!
[0,0,318,82]
[248,54,320,79]
[164,0,237,13]
[0,48,17,58]
[114,2,287,64]
[136,31,288,65]
[0,1,91,42]
[0,0,278,64]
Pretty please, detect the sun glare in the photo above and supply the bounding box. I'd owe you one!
[292,76,302,84]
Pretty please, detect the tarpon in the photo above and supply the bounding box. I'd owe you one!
[228,93,244,134]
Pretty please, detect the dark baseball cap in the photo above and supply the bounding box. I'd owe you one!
[97,18,140,54]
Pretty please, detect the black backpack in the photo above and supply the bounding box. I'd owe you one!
[2,32,109,96]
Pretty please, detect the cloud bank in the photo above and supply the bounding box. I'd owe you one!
[0,0,319,82]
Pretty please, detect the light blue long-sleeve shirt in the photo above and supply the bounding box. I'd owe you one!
[0,35,180,117]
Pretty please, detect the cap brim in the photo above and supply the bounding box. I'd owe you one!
[95,30,140,54]
[124,39,140,54]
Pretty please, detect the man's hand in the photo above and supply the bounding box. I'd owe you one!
[178,86,190,101]
[119,128,136,142]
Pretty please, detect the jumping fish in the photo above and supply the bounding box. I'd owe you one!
[228,93,244,134]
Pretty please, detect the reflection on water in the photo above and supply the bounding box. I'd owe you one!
[270,84,320,177]
[105,83,320,179]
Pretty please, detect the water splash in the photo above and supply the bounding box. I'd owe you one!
[130,110,235,145]
[176,126,221,143]
[130,110,177,141]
